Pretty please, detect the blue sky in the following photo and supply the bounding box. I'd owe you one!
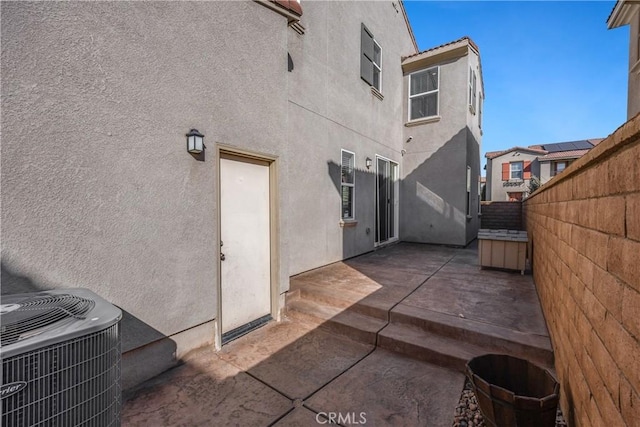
[403,1,629,171]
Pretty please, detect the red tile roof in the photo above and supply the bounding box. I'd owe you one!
[588,138,604,146]
[271,0,302,17]
[539,149,590,160]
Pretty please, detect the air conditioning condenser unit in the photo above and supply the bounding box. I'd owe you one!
[1,288,122,426]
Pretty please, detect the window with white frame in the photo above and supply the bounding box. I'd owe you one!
[409,67,439,120]
[510,161,523,180]
[478,92,483,128]
[478,179,482,213]
[466,166,472,216]
[468,67,477,114]
[361,24,382,92]
[341,150,355,219]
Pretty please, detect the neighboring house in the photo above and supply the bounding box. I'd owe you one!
[1,1,482,389]
[485,139,601,201]
[485,147,545,201]
[534,139,603,184]
[608,0,640,119]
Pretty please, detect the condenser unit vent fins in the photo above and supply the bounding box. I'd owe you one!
[1,294,95,345]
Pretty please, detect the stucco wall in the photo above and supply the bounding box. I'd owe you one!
[540,160,553,183]
[400,53,470,246]
[286,1,416,274]
[524,115,640,427]
[1,0,289,384]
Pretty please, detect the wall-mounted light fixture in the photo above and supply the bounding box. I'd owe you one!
[366,157,373,169]
[186,129,204,154]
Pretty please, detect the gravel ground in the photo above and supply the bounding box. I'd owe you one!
[453,380,568,427]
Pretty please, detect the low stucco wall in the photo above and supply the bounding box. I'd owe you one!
[524,114,640,427]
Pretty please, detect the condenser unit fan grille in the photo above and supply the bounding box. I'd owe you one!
[1,294,95,346]
[2,322,121,427]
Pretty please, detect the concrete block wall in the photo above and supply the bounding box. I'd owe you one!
[480,201,523,230]
[523,114,640,427]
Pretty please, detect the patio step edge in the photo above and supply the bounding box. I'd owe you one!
[389,304,554,367]
[286,299,387,346]
[295,283,390,321]
[378,323,555,373]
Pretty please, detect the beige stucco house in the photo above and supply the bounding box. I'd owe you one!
[485,147,545,201]
[485,139,602,201]
[1,0,483,389]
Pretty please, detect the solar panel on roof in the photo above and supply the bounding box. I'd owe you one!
[573,140,593,150]
[542,140,593,153]
[542,143,565,152]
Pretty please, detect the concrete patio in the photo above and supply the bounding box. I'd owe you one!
[122,242,553,426]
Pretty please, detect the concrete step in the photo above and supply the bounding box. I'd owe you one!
[389,304,554,367]
[377,323,489,372]
[286,284,554,374]
[286,299,387,346]
[293,282,389,321]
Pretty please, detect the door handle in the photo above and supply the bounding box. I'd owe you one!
[220,252,226,261]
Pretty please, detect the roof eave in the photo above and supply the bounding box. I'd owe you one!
[402,42,469,73]
[607,1,639,29]
[399,0,419,54]
[485,147,547,160]
[257,0,302,23]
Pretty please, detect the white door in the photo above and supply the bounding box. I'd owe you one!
[220,156,271,342]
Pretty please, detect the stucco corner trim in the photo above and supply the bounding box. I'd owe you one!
[405,116,441,127]
[339,220,358,228]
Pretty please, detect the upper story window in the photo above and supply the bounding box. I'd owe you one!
[409,67,439,120]
[478,92,483,129]
[341,149,355,219]
[552,161,569,176]
[361,24,382,93]
[510,161,523,180]
[468,67,477,114]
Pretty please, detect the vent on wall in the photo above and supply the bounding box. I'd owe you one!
[1,289,122,427]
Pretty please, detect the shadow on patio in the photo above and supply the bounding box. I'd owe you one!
[122,242,552,426]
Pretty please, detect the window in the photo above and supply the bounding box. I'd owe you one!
[361,24,382,92]
[478,179,482,213]
[478,93,483,129]
[508,192,523,202]
[409,67,439,120]
[552,161,569,176]
[469,68,477,114]
[341,150,355,219]
[466,166,472,216]
[510,161,523,180]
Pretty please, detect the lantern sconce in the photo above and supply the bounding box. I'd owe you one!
[365,157,372,169]
[186,129,204,154]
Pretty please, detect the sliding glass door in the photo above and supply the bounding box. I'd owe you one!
[375,156,398,245]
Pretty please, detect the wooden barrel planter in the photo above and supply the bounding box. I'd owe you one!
[466,354,559,427]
